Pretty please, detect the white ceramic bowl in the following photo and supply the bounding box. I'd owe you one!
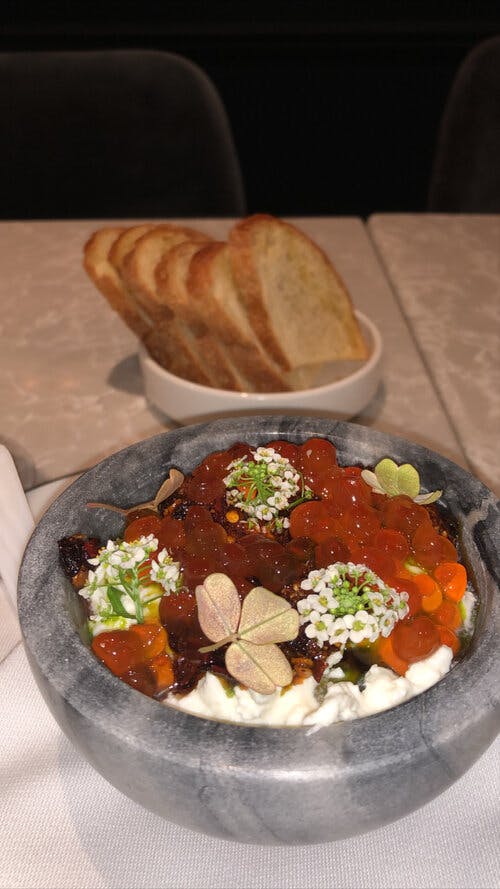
[139,310,382,424]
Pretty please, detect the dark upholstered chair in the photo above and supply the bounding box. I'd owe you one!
[428,36,500,212]
[0,49,246,219]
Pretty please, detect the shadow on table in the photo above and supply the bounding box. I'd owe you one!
[107,354,143,397]
[0,435,36,490]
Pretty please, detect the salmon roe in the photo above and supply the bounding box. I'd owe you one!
[64,438,470,697]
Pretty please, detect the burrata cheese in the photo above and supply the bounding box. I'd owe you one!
[167,645,454,727]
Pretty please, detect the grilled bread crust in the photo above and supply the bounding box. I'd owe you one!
[186,241,291,392]
[228,214,368,371]
[155,239,248,391]
[83,216,369,392]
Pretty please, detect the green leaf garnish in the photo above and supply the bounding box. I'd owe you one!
[107,585,134,618]
[361,458,442,504]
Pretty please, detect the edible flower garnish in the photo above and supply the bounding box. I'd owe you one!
[297,562,409,649]
[81,535,182,637]
[223,447,312,529]
[361,458,442,504]
[195,573,299,694]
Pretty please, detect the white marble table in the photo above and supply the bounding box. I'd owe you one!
[0,217,464,490]
[1,218,498,889]
[368,214,500,497]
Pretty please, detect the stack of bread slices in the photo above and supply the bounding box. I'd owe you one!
[83,214,368,392]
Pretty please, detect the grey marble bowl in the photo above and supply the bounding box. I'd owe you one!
[18,417,500,845]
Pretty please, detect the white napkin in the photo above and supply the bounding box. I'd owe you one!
[0,463,80,664]
[0,446,35,608]
[0,446,35,661]
[0,576,21,661]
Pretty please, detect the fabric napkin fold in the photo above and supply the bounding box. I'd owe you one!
[0,576,21,662]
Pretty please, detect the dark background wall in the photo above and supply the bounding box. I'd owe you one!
[2,1,500,217]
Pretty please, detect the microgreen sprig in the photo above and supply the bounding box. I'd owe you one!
[224,447,313,526]
[79,535,182,637]
[297,562,409,650]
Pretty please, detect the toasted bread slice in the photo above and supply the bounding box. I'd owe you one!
[155,240,248,391]
[108,224,157,275]
[122,224,210,327]
[187,241,291,392]
[87,224,210,385]
[83,226,149,338]
[228,214,368,371]
[156,240,209,335]
[118,224,227,387]
[106,223,158,339]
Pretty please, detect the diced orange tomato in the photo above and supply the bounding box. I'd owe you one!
[433,562,467,602]
[412,573,443,612]
[390,576,422,617]
[432,598,462,629]
[377,634,409,676]
[391,615,440,663]
[92,624,167,675]
[148,652,175,689]
[124,514,162,543]
[436,625,460,655]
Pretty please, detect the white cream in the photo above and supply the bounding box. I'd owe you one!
[167,645,454,727]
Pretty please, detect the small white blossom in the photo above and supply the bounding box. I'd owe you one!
[150,549,182,595]
[223,447,311,526]
[297,595,316,619]
[379,610,397,637]
[300,570,328,593]
[254,447,276,463]
[329,616,351,645]
[365,589,387,615]
[326,649,343,668]
[304,611,334,645]
[348,610,376,644]
[79,535,181,637]
[296,561,411,652]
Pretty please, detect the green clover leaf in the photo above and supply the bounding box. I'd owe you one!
[361,458,442,503]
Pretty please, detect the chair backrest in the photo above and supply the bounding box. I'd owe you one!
[428,36,500,212]
[0,49,246,219]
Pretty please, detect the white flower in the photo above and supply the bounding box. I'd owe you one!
[326,649,343,668]
[89,614,136,637]
[253,447,277,463]
[79,534,169,633]
[329,616,352,645]
[296,562,412,651]
[392,592,410,619]
[365,589,387,615]
[223,447,310,526]
[379,610,397,637]
[304,611,334,646]
[150,549,182,595]
[300,570,327,592]
[297,594,319,620]
[317,590,339,612]
[349,610,379,644]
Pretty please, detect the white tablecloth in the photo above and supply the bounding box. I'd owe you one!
[1,606,498,889]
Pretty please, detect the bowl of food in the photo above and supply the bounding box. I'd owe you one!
[18,416,499,845]
[84,215,380,423]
